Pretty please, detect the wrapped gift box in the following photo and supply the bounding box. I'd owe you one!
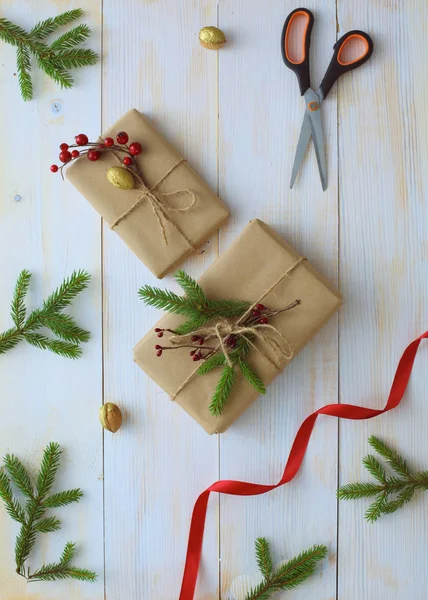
[134,219,342,433]
[66,109,229,278]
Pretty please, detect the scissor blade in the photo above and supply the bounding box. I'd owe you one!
[290,112,312,189]
[308,109,327,191]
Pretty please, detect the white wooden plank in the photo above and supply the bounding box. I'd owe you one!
[0,1,103,598]
[337,1,428,598]
[217,2,339,599]
[101,1,220,598]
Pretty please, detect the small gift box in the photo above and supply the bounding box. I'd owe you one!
[134,219,342,434]
[66,109,229,278]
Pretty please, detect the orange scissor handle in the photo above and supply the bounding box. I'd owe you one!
[281,8,314,95]
[319,30,373,99]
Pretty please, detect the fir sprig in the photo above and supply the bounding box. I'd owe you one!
[140,271,300,416]
[0,443,96,583]
[338,435,428,522]
[243,537,327,600]
[0,270,90,359]
[0,9,97,101]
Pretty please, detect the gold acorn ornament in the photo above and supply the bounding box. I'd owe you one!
[106,166,135,190]
[99,402,123,433]
[199,26,227,50]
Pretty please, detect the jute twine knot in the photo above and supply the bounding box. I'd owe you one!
[110,157,198,250]
[170,256,306,401]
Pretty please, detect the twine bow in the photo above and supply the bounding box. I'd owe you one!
[110,158,198,249]
[170,257,306,400]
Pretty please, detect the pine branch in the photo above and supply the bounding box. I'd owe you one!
[244,539,327,600]
[338,436,428,522]
[43,489,83,508]
[197,353,226,374]
[254,537,273,580]
[174,315,210,335]
[239,358,266,394]
[30,9,83,40]
[3,454,33,498]
[16,45,33,101]
[174,270,207,304]
[209,365,236,416]
[50,24,91,51]
[0,443,96,583]
[139,284,196,316]
[0,10,97,101]
[0,270,90,359]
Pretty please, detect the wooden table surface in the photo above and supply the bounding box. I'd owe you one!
[1,1,427,599]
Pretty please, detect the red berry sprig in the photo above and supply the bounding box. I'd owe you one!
[50,130,144,179]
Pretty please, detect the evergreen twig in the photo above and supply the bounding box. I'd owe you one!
[140,271,300,416]
[338,435,428,522]
[0,443,96,583]
[0,270,90,359]
[243,538,327,600]
[0,9,97,101]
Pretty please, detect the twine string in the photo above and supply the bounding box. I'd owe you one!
[170,256,306,400]
[109,157,198,249]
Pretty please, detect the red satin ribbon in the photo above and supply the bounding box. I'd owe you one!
[179,331,428,600]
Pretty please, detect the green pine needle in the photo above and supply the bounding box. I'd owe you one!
[338,436,428,522]
[0,9,97,101]
[0,269,90,359]
[239,358,266,394]
[244,538,327,600]
[197,352,226,375]
[174,270,207,304]
[209,365,236,416]
[0,443,96,583]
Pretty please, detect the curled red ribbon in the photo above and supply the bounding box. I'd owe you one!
[179,331,428,600]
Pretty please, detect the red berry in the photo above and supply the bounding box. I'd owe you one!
[155,344,162,350]
[59,150,72,163]
[123,156,133,166]
[156,349,163,357]
[259,317,269,324]
[190,349,197,356]
[252,309,261,317]
[71,150,80,158]
[192,353,201,361]
[256,303,266,311]
[129,142,142,155]
[104,137,114,147]
[226,335,237,348]
[155,328,162,332]
[157,331,164,338]
[75,133,89,146]
[198,338,204,345]
[87,150,101,161]
[59,142,69,151]
[50,164,59,173]
[191,335,200,342]
[116,131,129,144]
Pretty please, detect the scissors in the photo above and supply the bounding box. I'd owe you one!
[281,8,373,190]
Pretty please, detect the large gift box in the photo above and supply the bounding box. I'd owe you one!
[134,219,342,433]
[66,109,229,278]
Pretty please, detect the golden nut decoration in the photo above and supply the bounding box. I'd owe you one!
[99,402,123,433]
[199,26,227,50]
[106,166,135,190]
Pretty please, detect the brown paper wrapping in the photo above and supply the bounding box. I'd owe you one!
[134,219,342,434]
[66,109,229,278]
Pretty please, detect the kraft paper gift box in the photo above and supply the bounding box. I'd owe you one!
[134,219,342,434]
[66,109,229,278]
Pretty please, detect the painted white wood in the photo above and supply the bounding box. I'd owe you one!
[337,1,428,598]
[0,1,103,598]
[0,1,427,599]
[217,2,339,599]
[101,1,220,599]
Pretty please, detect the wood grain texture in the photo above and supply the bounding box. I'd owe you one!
[337,1,428,598]
[0,0,427,599]
[217,2,339,599]
[0,1,103,598]
[101,1,220,598]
